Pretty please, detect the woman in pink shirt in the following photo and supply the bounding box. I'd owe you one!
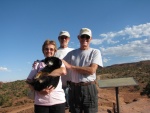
[26,40,66,113]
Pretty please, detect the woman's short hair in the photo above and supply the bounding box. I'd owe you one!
[42,39,57,53]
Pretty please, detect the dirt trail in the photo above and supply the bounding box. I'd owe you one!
[120,98,150,113]
[7,104,34,113]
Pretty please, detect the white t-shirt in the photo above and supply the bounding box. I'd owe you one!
[55,47,74,87]
[27,61,65,106]
[55,47,74,59]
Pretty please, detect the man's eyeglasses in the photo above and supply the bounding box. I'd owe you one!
[60,36,68,40]
[80,35,90,40]
[44,48,54,51]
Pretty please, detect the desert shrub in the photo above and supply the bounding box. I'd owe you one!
[0,95,4,105]
[140,81,150,98]
[22,89,28,96]
[0,80,30,107]
[1,101,12,108]
[0,94,9,106]
[134,85,140,91]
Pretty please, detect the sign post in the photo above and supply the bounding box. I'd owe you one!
[98,77,138,113]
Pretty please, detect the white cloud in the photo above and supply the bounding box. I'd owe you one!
[91,23,150,45]
[0,67,8,71]
[91,39,103,45]
[100,38,150,59]
[101,23,150,39]
[91,38,119,45]
[103,57,111,63]
[124,23,150,38]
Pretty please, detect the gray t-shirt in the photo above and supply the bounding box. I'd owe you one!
[63,48,103,83]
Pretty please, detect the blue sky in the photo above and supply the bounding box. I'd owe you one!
[0,0,150,82]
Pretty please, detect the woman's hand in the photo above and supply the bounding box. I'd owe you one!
[39,85,54,95]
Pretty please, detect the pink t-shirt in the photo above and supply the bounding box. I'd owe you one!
[27,62,65,106]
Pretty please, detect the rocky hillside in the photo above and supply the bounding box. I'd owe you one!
[97,60,150,96]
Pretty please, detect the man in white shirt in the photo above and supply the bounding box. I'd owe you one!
[55,31,74,108]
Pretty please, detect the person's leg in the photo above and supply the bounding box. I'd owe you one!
[63,86,69,108]
[82,84,98,113]
[69,85,83,113]
[68,85,75,113]
[34,105,49,113]
[84,107,98,113]
[65,87,69,107]
[49,103,65,113]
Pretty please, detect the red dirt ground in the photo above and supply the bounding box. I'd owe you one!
[0,88,150,113]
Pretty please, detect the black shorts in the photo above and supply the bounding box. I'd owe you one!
[69,84,98,113]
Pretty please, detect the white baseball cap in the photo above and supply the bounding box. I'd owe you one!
[79,28,92,37]
[59,31,70,37]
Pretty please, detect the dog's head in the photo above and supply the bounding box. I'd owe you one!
[42,57,62,73]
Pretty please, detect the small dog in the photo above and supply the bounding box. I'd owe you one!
[27,57,62,91]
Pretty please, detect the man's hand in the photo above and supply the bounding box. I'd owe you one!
[62,60,72,69]
[32,61,37,67]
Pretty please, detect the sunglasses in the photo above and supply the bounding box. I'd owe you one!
[80,35,90,40]
[44,48,54,51]
[60,36,68,40]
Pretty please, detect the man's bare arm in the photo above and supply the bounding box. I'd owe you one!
[62,60,98,75]
[48,67,67,76]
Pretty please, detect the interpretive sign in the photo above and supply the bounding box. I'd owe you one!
[98,77,138,113]
[98,77,138,88]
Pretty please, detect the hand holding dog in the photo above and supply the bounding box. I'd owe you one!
[39,85,54,95]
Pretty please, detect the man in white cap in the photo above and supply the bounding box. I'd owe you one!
[63,28,103,113]
[55,31,74,108]
[55,31,74,59]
